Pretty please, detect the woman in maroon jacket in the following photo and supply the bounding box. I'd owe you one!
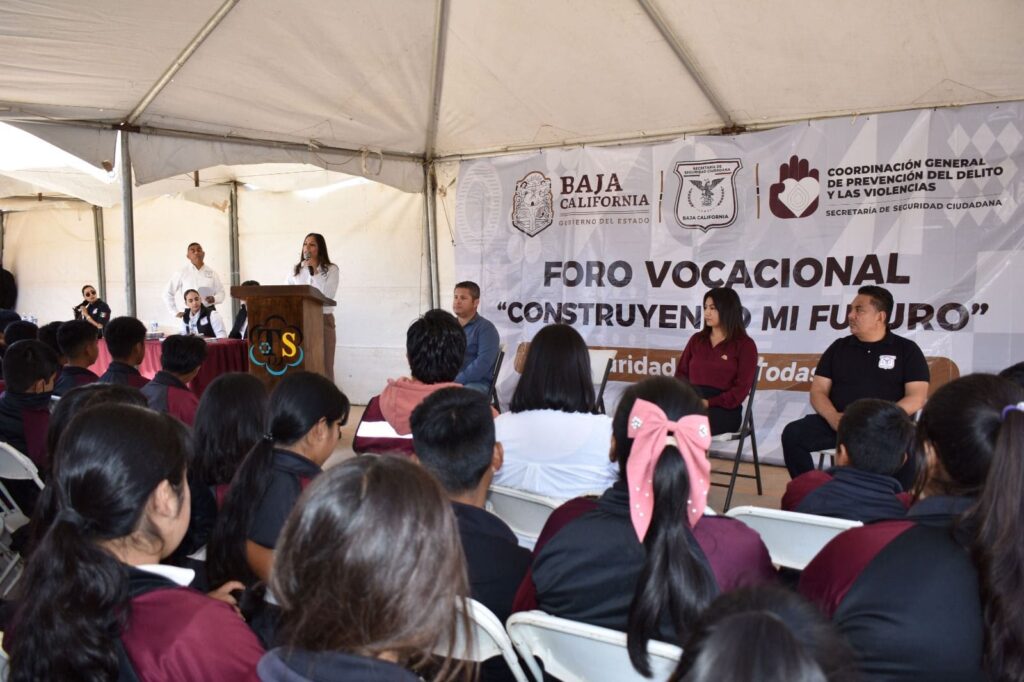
[674,288,757,435]
[7,403,263,681]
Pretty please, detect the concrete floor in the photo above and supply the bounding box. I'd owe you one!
[327,405,788,512]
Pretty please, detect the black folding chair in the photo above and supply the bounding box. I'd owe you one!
[709,367,763,511]
[489,348,506,413]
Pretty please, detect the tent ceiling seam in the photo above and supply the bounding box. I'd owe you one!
[432,97,1024,162]
[635,0,733,128]
[125,0,241,124]
[2,116,425,163]
[424,0,451,162]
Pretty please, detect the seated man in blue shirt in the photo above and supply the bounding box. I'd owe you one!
[452,280,500,393]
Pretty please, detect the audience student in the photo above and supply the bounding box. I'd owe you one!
[229,279,260,339]
[517,377,774,675]
[37,320,66,365]
[800,374,1024,681]
[493,323,617,498]
[193,372,269,503]
[1,320,38,372]
[29,382,148,554]
[0,340,58,515]
[175,373,269,565]
[141,334,207,426]
[781,286,929,486]
[674,288,758,435]
[52,320,100,396]
[674,586,858,682]
[782,398,914,522]
[0,340,58,468]
[7,404,264,680]
[0,309,21,351]
[98,316,149,388]
[411,387,530,624]
[180,288,227,338]
[452,280,500,392]
[208,372,349,588]
[999,360,1024,389]
[260,456,470,682]
[354,309,467,456]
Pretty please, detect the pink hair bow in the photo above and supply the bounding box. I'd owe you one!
[626,398,712,542]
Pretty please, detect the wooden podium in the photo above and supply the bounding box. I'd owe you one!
[231,285,335,390]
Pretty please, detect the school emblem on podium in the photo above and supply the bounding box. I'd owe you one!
[673,159,742,232]
[248,315,304,376]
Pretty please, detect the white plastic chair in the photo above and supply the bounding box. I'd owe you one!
[0,443,43,597]
[433,598,529,682]
[507,610,682,682]
[815,448,837,470]
[485,486,564,550]
[725,505,862,570]
[587,349,617,414]
[0,443,43,538]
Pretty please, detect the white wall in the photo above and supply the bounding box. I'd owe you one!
[237,183,428,400]
[4,205,101,319]
[1,180,429,403]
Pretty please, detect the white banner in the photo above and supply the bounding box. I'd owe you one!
[454,102,1024,462]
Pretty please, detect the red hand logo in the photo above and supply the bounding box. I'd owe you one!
[769,155,820,219]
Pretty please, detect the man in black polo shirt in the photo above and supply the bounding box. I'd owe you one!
[782,285,930,480]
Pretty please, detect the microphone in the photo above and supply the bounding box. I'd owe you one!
[303,251,314,276]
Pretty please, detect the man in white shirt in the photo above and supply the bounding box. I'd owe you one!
[163,242,226,320]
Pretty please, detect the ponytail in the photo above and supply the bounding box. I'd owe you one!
[207,371,349,587]
[10,516,130,681]
[613,377,717,675]
[967,407,1024,681]
[8,404,188,681]
[208,437,276,587]
[627,445,717,675]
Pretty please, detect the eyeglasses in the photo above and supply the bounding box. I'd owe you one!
[84,291,97,297]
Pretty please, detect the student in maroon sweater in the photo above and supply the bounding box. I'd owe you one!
[98,316,150,389]
[141,334,207,426]
[674,586,859,682]
[800,375,1024,681]
[0,340,58,514]
[674,288,757,435]
[7,403,263,680]
[782,398,914,522]
[519,377,773,677]
[52,320,100,396]
[261,457,471,682]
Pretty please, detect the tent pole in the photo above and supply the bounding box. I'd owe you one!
[424,0,451,158]
[92,206,107,301]
[635,0,733,128]
[424,163,440,309]
[119,132,138,317]
[126,0,241,124]
[0,210,5,269]
[229,181,241,320]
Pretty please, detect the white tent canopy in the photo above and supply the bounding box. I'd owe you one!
[1,0,1022,192]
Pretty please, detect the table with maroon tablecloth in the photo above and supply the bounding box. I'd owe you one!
[90,338,249,398]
